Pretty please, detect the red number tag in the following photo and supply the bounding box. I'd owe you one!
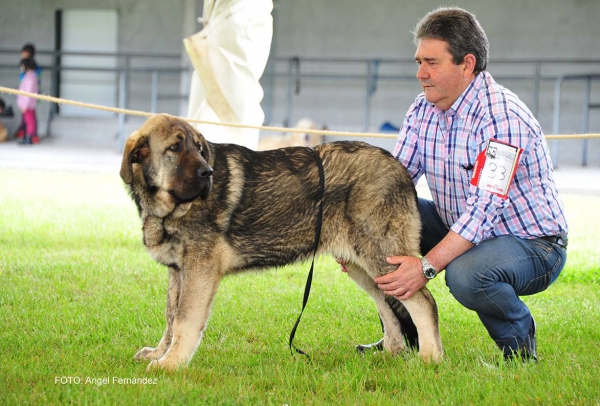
[470,139,523,198]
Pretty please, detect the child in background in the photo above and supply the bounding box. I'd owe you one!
[0,99,7,142]
[17,58,39,145]
[15,43,42,140]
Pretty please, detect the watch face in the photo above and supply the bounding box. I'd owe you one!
[424,267,437,279]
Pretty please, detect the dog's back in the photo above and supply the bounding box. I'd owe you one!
[207,141,420,277]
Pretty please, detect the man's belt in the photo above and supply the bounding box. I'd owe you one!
[540,235,568,249]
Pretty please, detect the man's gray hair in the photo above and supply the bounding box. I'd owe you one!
[413,7,489,74]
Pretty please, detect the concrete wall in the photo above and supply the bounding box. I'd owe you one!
[0,0,193,55]
[266,0,600,165]
[1,0,599,165]
[0,0,200,137]
[272,0,600,60]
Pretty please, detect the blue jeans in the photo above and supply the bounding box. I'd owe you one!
[418,198,567,355]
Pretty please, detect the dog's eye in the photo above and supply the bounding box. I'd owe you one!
[196,142,202,151]
[169,143,181,152]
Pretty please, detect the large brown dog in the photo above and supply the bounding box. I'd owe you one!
[120,114,442,371]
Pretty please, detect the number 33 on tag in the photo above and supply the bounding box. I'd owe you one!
[470,139,523,199]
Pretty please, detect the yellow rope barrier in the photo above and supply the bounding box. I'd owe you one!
[1,85,599,140]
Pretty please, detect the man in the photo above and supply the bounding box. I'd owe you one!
[360,7,568,362]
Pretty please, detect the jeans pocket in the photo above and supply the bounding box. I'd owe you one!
[520,243,566,295]
[543,253,565,290]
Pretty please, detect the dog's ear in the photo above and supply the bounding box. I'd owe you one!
[192,126,212,163]
[120,130,148,184]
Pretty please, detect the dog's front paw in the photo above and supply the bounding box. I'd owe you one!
[146,360,160,372]
[134,347,162,361]
[146,358,187,372]
[418,344,444,363]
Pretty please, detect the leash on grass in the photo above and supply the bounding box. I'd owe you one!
[288,148,325,362]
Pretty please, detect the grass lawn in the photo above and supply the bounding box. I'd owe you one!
[1,168,599,405]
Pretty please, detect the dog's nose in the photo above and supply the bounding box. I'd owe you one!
[199,168,213,179]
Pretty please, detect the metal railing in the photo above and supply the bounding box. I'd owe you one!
[264,56,600,130]
[0,48,191,112]
[1,48,599,164]
[264,56,600,166]
[0,47,188,143]
[553,74,600,166]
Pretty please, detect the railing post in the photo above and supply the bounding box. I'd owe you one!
[532,62,542,118]
[552,76,564,167]
[151,70,159,114]
[117,69,127,152]
[116,56,132,152]
[46,49,61,136]
[285,57,300,128]
[582,76,591,166]
[364,59,380,133]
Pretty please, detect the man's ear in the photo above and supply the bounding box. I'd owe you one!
[463,54,477,78]
[120,131,148,184]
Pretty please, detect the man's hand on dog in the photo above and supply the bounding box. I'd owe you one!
[336,256,428,300]
[375,256,427,300]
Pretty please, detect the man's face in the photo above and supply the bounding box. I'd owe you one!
[414,38,474,111]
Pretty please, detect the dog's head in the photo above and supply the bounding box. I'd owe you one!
[292,118,325,146]
[120,114,213,218]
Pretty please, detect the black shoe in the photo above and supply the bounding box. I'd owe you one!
[355,296,419,353]
[356,338,384,353]
[504,316,537,363]
[521,316,537,362]
[18,134,32,145]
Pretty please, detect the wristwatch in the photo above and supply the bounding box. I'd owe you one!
[421,256,438,280]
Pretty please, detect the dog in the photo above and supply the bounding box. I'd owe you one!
[120,114,442,371]
[257,118,325,150]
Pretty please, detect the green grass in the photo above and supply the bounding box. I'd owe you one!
[1,168,599,405]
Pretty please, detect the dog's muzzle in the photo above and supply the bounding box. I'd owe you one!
[195,167,213,200]
[171,156,213,203]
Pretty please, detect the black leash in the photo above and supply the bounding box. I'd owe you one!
[288,148,325,361]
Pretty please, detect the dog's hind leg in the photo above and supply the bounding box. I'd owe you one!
[344,263,406,355]
[134,266,181,361]
[385,295,419,350]
[346,262,443,362]
[148,267,221,372]
[397,287,443,362]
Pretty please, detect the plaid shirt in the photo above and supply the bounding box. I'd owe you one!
[394,71,568,244]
